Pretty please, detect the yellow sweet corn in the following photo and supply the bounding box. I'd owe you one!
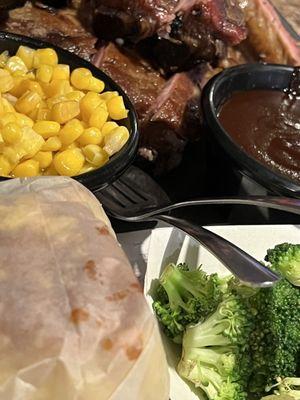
[66,90,85,102]
[33,48,58,68]
[16,126,45,159]
[103,126,129,156]
[1,98,15,113]
[52,64,70,81]
[41,136,61,152]
[6,56,28,76]
[58,118,83,146]
[0,155,12,176]
[79,162,95,174]
[53,149,84,176]
[107,96,128,120]
[16,80,45,98]
[89,105,108,129]
[33,120,60,138]
[13,159,39,177]
[36,64,53,84]
[15,90,41,115]
[82,144,109,167]
[100,91,118,102]
[8,76,25,97]
[36,108,51,121]
[78,127,103,146]
[0,51,9,68]
[80,91,102,121]
[2,146,21,166]
[0,113,17,127]
[46,95,66,110]
[16,46,35,69]
[51,100,80,124]
[70,68,92,90]
[0,70,14,93]
[15,113,34,128]
[101,121,119,136]
[33,151,53,169]
[43,79,72,97]
[86,77,105,93]
[2,123,22,144]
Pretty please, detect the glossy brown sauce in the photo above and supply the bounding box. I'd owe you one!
[218,71,300,183]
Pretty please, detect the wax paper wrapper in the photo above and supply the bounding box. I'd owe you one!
[0,176,169,400]
[144,225,300,400]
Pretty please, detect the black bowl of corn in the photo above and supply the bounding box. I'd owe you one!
[0,31,139,191]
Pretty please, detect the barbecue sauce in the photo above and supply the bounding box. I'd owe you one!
[218,68,300,183]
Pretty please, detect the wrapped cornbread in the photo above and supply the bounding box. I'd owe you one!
[0,177,169,400]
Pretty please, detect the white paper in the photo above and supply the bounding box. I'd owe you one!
[144,224,300,400]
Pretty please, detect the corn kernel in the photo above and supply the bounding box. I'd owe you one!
[16,46,35,69]
[80,92,102,121]
[87,77,105,93]
[79,162,94,174]
[43,79,72,97]
[82,144,109,167]
[103,126,129,156]
[0,97,4,116]
[1,98,15,113]
[0,70,14,93]
[2,93,17,106]
[100,91,118,102]
[0,155,12,176]
[0,51,9,68]
[70,68,92,90]
[101,121,119,136]
[66,90,85,102]
[17,126,45,159]
[33,151,53,169]
[46,95,66,109]
[58,118,83,146]
[78,127,103,146]
[33,48,58,68]
[36,108,51,121]
[42,136,62,151]
[107,96,128,120]
[44,162,58,176]
[2,123,22,144]
[6,56,28,75]
[15,90,41,115]
[8,76,25,97]
[53,149,84,176]
[16,80,45,98]
[36,64,53,83]
[25,72,35,80]
[89,105,108,129]
[51,101,80,124]
[15,113,34,128]
[33,120,60,138]
[0,113,17,127]
[13,159,39,177]
[52,64,70,81]
[2,146,21,165]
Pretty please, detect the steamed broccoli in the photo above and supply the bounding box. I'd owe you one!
[248,278,300,398]
[265,243,300,286]
[153,263,229,343]
[177,292,254,400]
[267,377,300,399]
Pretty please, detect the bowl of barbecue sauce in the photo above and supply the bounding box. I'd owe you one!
[202,64,300,198]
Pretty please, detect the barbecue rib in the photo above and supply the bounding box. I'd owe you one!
[0,2,97,61]
[95,43,204,174]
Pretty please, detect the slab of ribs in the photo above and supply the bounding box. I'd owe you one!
[0,0,299,174]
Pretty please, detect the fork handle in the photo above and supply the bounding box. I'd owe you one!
[155,214,280,288]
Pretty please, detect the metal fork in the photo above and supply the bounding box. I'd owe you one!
[96,167,300,287]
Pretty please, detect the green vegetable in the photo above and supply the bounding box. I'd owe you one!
[153,263,228,343]
[265,243,300,286]
[261,395,294,400]
[248,278,300,398]
[177,292,254,400]
[267,377,300,399]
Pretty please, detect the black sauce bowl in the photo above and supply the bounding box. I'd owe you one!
[202,63,300,198]
[0,31,139,192]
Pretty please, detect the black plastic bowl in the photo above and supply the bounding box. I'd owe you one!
[202,63,300,198]
[0,31,139,192]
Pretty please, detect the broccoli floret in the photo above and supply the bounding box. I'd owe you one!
[265,243,300,286]
[177,293,254,400]
[248,279,300,398]
[267,377,300,399]
[153,263,229,343]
